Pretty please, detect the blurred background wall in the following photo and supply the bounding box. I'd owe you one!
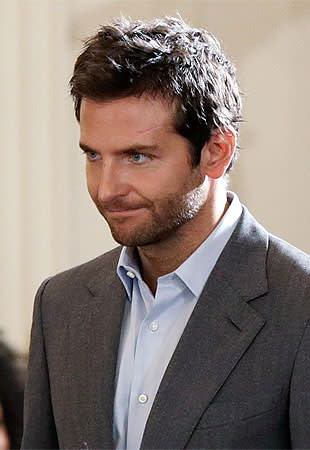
[1,0,309,354]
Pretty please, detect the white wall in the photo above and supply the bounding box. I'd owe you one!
[0,0,309,353]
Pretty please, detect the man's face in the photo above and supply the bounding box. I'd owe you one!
[79,95,209,247]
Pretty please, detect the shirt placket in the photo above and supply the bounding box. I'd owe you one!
[126,279,160,450]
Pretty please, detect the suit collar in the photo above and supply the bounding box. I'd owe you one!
[213,205,269,301]
[68,247,125,449]
[86,246,123,297]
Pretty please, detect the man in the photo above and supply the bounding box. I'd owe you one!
[22,16,309,450]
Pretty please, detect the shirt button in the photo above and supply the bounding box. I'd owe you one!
[126,271,135,279]
[149,321,159,332]
[138,393,148,404]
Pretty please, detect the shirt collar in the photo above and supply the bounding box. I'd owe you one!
[175,191,242,297]
[117,247,141,300]
[117,191,242,300]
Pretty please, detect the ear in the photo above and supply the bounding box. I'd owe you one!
[200,128,236,179]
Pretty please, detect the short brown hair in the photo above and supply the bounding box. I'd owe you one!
[70,16,242,171]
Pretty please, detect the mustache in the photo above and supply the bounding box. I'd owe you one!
[95,198,152,212]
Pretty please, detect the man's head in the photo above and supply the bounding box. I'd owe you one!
[70,16,242,170]
[70,17,242,248]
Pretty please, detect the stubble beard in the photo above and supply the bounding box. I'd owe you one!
[97,173,208,248]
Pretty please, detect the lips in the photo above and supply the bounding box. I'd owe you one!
[107,208,139,212]
[106,207,146,217]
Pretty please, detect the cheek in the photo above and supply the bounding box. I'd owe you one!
[86,166,98,198]
[132,175,169,201]
[148,168,194,197]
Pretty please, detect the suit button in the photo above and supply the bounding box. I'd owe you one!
[138,393,148,404]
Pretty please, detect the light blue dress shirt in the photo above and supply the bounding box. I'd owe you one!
[113,191,242,450]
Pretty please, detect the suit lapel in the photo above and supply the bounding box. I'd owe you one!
[141,208,269,450]
[66,249,126,449]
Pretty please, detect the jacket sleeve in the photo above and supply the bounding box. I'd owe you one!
[21,279,59,450]
[289,320,310,448]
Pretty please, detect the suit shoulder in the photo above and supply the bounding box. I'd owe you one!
[266,235,309,314]
[267,234,309,277]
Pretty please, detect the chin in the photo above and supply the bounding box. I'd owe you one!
[111,231,148,247]
[109,225,139,246]
[110,223,179,247]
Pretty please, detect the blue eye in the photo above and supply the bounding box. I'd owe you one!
[129,152,149,164]
[83,150,101,161]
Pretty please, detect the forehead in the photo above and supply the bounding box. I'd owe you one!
[79,95,177,147]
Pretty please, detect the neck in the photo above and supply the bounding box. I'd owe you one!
[137,182,228,295]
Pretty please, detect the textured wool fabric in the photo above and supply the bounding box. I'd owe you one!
[22,207,310,450]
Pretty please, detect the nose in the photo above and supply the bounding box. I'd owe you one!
[96,161,129,205]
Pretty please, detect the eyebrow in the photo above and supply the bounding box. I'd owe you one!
[79,142,159,154]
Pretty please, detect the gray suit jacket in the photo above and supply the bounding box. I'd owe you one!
[21,207,310,449]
